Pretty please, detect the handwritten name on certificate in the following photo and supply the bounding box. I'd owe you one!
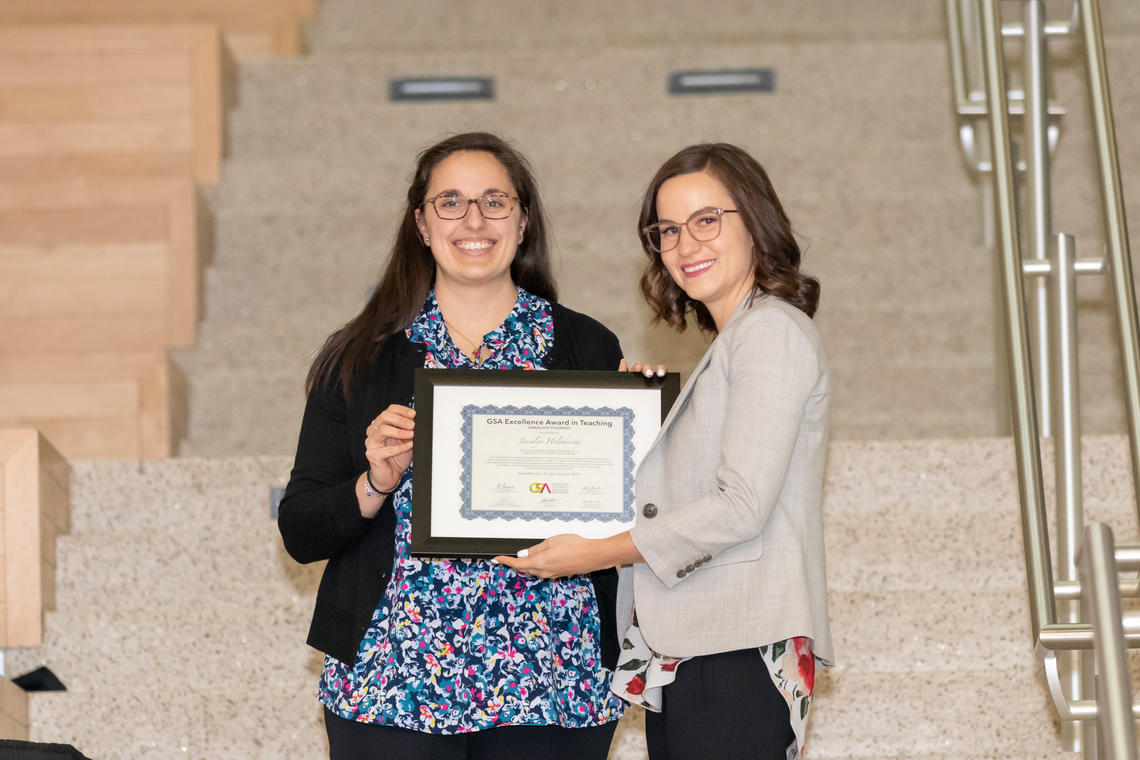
[459,405,636,524]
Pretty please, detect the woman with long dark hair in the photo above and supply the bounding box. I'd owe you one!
[500,143,833,759]
[278,132,626,759]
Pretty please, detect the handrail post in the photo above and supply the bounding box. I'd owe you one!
[979,0,1055,639]
[1024,0,1053,437]
[1078,524,1138,760]
[1050,233,1095,753]
[1078,0,1140,525]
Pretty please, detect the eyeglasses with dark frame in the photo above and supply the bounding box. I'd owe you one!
[642,207,740,253]
[422,191,520,221]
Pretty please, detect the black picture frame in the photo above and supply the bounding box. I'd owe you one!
[411,369,680,557]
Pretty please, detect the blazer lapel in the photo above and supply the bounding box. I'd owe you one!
[647,345,713,450]
[647,294,762,450]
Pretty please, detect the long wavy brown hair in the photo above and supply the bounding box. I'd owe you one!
[637,143,819,332]
[307,132,556,399]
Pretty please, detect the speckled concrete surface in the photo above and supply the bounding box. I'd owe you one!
[10,435,1137,758]
[170,0,1140,457]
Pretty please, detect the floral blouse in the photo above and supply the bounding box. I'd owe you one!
[612,614,817,760]
[318,288,626,733]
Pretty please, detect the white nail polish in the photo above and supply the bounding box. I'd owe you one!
[656,368,666,377]
[517,549,529,558]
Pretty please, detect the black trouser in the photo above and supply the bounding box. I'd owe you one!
[644,648,794,760]
[324,709,618,760]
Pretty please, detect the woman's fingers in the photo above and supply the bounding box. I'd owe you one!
[620,360,668,378]
[493,540,548,574]
[367,426,412,442]
[372,406,415,431]
[365,439,413,462]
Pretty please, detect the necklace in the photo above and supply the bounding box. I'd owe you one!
[443,318,492,364]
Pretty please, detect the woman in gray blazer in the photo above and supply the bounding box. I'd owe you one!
[498,143,831,759]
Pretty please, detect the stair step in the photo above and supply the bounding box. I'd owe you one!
[305,0,947,54]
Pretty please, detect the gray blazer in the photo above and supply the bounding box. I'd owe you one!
[617,294,833,663]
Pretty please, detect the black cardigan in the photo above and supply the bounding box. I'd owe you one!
[278,302,625,666]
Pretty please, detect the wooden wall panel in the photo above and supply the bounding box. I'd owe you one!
[0,356,181,460]
[0,429,68,649]
[0,178,200,351]
[0,3,311,60]
[0,675,29,740]
[0,84,190,121]
[0,25,223,183]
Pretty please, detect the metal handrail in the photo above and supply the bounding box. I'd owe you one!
[1079,0,1140,522]
[954,0,1140,755]
[1078,524,1137,760]
[977,0,1056,641]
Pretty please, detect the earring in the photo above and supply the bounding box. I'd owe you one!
[424,237,430,245]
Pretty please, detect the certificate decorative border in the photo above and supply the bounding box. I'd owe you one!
[411,369,680,557]
[458,404,636,523]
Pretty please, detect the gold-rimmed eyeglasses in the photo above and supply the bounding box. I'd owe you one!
[642,207,739,253]
[422,191,520,220]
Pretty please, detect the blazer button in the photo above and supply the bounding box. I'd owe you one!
[675,569,686,579]
[685,563,695,572]
[642,503,658,518]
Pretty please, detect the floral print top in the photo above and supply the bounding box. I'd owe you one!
[612,614,817,760]
[318,288,626,733]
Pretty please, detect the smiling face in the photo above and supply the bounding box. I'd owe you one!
[414,150,527,294]
[655,169,756,330]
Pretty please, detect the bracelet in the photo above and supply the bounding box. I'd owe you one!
[363,470,395,498]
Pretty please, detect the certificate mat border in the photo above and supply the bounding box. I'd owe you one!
[411,369,680,557]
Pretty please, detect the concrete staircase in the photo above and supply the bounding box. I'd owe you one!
[170,0,1140,457]
[9,435,1138,758]
[11,0,1140,757]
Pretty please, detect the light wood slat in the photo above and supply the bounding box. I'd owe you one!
[0,52,190,87]
[0,176,199,349]
[0,209,167,245]
[0,23,215,48]
[0,354,180,459]
[40,501,56,573]
[0,469,5,629]
[2,431,40,646]
[0,382,139,420]
[0,121,193,156]
[39,481,68,540]
[0,3,308,26]
[0,243,167,280]
[138,356,178,457]
[1,674,29,736]
[0,278,166,317]
[291,0,317,20]
[0,430,68,650]
[0,25,223,182]
[31,418,142,460]
[0,710,29,741]
[165,181,198,345]
[0,174,192,207]
[0,12,306,60]
[189,30,222,182]
[0,85,190,121]
[38,453,70,530]
[0,153,191,181]
[0,351,168,381]
[0,315,169,352]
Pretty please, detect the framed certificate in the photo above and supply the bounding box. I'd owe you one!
[411,369,680,557]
